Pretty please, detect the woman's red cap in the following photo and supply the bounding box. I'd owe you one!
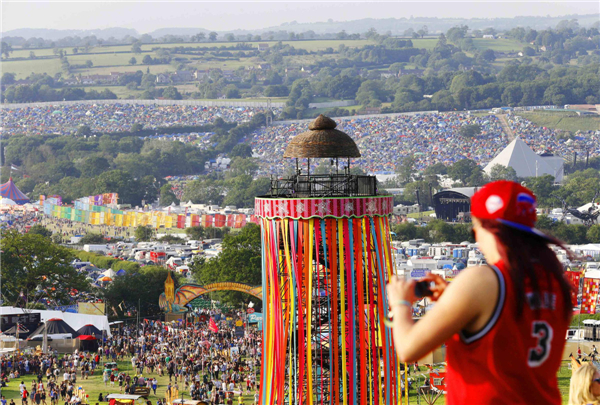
[471,180,547,238]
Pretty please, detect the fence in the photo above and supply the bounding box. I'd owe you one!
[0,98,286,109]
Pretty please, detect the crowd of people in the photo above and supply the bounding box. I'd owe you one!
[250,112,600,176]
[0,104,279,136]
[1,311,262,405]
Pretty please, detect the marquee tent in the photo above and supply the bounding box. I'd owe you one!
[28,318,80,340]
[76,324,103,339]
[0,307,111,337]
[0,178,30,204]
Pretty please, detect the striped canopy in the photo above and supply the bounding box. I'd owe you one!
[0,178,29,204]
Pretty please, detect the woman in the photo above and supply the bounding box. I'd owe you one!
[387,180,573,404]
[570,362,600,405]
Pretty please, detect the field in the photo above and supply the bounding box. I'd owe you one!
[0,358,575,404]
[517,111,600,132]
[3,36,533,80]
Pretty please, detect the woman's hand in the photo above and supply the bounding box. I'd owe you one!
[421,274,449,302]
[386,276,417,307]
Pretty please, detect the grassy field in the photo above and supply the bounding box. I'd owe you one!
[471,38,524,52]
[517,111,600,132]
[0,359,257,404]
[3,37,530,80]
[0,358,575,404]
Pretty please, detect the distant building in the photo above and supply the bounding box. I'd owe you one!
[63,78,79,86]
[433,187,478,222]
[257,64,271,70]
[194,70,210,81]
[172,71,193,83]
[257,43,269,51]
[156,73,170,84]
[482,34,495,39]
[362,107,382,115]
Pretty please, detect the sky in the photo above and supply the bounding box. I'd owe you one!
[1,1,599,33]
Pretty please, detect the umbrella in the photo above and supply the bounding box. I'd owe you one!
[99,276,113,282]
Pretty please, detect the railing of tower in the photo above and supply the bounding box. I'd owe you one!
[269,174,378,198]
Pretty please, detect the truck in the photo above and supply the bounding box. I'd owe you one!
[83,244,108,253]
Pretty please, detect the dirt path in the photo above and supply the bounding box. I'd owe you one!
[496,114,516,141]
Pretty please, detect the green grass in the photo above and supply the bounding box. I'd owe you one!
[0,359,258,404]
[408,210,434,219]
[471,38,524,52]
[517,111,600,132]
[0,359,575,404]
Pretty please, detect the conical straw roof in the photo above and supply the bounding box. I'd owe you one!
[283,115,361,158]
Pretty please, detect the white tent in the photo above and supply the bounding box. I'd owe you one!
[0,198,16,206]
[484,138,563,182]
[102,269,117,278]
[0,307,111,337]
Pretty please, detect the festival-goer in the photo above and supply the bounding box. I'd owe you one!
[569,362,600,405]
[387,180,573,404]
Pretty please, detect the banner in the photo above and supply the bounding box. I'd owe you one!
[78,302,106,315]
[565,271,581,307]
[581,278,600,314]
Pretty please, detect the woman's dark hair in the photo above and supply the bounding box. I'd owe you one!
[479,218,574,320]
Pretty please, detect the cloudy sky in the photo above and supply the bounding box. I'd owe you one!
[2,1,599,33]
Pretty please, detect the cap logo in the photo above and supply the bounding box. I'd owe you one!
[516,192,536,217]
[485,195,504,214]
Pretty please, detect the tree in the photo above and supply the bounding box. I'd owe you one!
[396,155,416,184]
[448,159,481,186]
[1,41,13,59]
[142,55,153,65]
[417,26,428,39]
[208,32,218,41]
[225,85,241,99]
[225,33,235,42]
[162,86,182,100]
[102,266,178,317]
[76,124,92,136]
[1,72,16,85]
[189,224,261,306]
[186,226,206,241]
[79,156,110,178]
[489,164,518,182]
[79,233,106,244]
[135,226,154,242]
[129,57,137,65]
[159,184,180,206]
[480,49,496,62]
[131,41,142,54]
[0,230,89,305]
[28,225,52,238]
[459,124,482,138]
[230,143,253,158]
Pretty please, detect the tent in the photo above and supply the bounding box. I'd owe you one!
[77,324,103,339]
[483,138,564,182]
[0,198,17,206]
[102,269,117,278]
[0,307,111,337]
[77,324,102,352]
[1,324,30,336]
[0,178,30,204]
[28,318,80,340]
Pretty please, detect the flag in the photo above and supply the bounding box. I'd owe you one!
[209,317,219,333]
[10,164,19,171]
[565,271,581,307]
[581,278,600,314]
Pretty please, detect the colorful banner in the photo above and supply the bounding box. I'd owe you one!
[565,271,581,307]
[581,278,600,314]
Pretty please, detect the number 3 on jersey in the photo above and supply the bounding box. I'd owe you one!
[528,321,553,367]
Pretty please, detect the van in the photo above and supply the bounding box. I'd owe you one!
[467,257,487,267]
[587,262,600,271]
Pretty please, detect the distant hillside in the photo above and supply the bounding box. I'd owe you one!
[2,27,138,40]
[3,14,598,41]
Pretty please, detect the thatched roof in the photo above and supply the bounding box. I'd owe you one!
[283,115,361,158]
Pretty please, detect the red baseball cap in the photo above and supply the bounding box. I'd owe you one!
[471,180,548,239]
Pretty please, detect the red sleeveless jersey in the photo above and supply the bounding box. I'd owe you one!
[445,261,570,404]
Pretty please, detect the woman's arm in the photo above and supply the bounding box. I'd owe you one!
[386,265,499,362]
